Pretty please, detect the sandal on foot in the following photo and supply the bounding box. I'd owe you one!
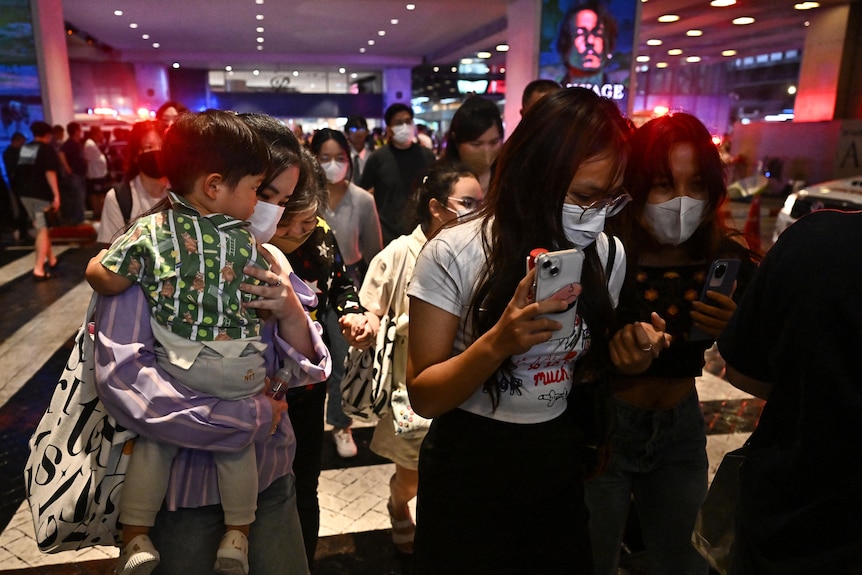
[32,271,54,282]
[115,534,160,575]
[214,530,249,575]
[387,498,415,554]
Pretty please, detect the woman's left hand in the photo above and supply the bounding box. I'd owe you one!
[690,289,737,339]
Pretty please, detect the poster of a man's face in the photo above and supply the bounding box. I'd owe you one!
[539,0,635,112]
[559,4,617,78]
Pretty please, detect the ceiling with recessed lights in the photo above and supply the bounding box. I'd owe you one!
[60,0,858,73]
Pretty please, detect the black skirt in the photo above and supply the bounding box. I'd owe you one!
[413,407,593,574]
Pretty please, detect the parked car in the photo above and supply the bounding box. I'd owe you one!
[773,175,862,241]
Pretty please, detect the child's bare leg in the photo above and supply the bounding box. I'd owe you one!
[122,525,151,547]
[226,524,250,537]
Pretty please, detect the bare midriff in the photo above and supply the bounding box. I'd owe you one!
[609,375,696,410]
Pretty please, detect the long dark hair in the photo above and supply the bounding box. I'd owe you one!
[607,112,757,264]
[470,87,632,406]
[125,120,163,181]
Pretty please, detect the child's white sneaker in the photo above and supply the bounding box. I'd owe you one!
[214,530,249,575]
[115,534,160,575]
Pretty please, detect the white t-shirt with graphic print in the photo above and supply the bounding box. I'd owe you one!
[408,217,625,424]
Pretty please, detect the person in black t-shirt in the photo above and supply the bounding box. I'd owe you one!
[360,103,435,245]
[13,121,61,279]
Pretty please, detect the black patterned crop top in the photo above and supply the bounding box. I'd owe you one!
[617,263,715,378]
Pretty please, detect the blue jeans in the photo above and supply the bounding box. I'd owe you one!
[584,389,709,575]
[149,474,309,575]
[323,310,352,429]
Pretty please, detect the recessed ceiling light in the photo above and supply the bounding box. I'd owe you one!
[172,62,180,68]
[256,27,264,33]
[500,67,506,73]
[686,29,703,36]
[794,1,819,9]
[292,70,298,76]
[310,83,315,89]
[257,37,264,43]
[226,65,233,71]
[359,47,366,53]
[351,73,358,78]
[228,70,234,76]
[256,45,263,51]
[391,19,399,24]
[451,66,457,72]
[378,30,386,36]
[733,16,755,25]
[658,14,680,23]
[253,69,260,75]
[368,39,375,45]
[338,67,346,73]
[496,44,509,52]
[668,48,683,55]
[636,55,650,62]
[656,62,669,68]
[710,0,736,6]
[406,3,416,10]
[433,66,439,72]
[477,51,492,59]
[256,14,264,20]
[255,0,264,4]
[129,23,138,29]
[685,56,701,62]
[152,42,160,48]
[461,58,473,64]
[646,38,662,46]
[787,85,797,94]
[114,10,123,16]
[142,33,150,39]
[721,49,737,56]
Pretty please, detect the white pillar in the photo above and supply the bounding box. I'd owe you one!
[503,0,542,137]
[383,68,413,113]
[30,0,74,126]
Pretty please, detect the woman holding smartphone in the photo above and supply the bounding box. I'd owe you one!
[590,112,759,575]
[406,88,663,574]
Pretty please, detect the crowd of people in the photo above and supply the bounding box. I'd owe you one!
[10,82,857,575]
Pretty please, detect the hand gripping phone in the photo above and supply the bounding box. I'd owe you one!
[689,258,741,341]
[533,248,585,340]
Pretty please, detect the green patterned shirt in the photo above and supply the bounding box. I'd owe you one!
[101,192,268,341]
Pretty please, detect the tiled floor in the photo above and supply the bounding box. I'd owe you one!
[0,203,770,573]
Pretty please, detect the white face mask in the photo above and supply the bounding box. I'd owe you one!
[561,203,608,249]
[321,160,348,183]
[391,123,414,146]
[642,196,707,246]
[246,201,286,244]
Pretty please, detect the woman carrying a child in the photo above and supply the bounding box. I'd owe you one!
[93,111,326,575]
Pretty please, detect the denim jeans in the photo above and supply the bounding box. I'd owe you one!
[149,474,309,575]
[584,389,709,575]
[323,309,352,429]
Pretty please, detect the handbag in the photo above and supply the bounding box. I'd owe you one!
[691,444,749,575]
[390,387,432,438]
[340,243,410,423]
[23,294,137,553]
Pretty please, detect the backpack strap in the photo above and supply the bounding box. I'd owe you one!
[115,180,133,224]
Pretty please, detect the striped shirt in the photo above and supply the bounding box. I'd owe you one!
[101,191,268,341]
[93,282,330,510]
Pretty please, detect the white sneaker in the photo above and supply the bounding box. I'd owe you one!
[333,427,358,458]
[115,534,160,575]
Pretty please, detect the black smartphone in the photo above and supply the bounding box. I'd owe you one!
[533,248,585,340]
[689,258,741,341]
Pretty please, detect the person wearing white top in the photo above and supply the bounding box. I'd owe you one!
[406,88,670,574]
[83,125,110,218]
[97,121,168,244]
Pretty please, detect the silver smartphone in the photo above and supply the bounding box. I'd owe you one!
[533,248,585,340]
[689,258,741,341]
